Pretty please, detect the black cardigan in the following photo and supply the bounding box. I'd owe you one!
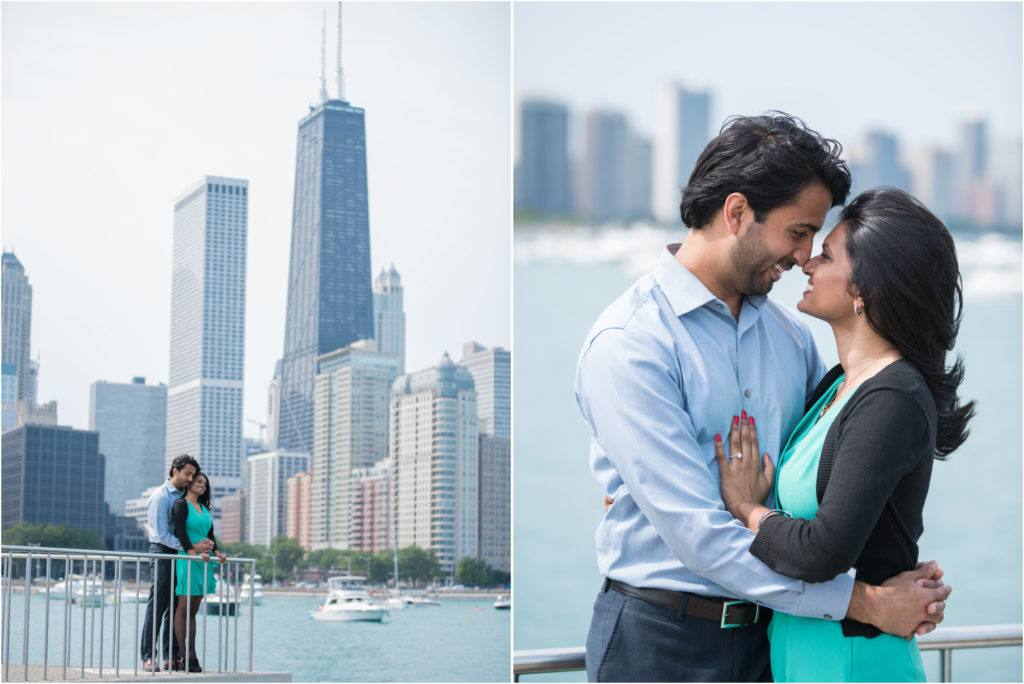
[171,498,219,555]
[749,359,937,638]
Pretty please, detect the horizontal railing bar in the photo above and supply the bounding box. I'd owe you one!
[1,545,256,565]
[512,624,1023,678]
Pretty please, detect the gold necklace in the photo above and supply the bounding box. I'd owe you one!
[818,355,899,420]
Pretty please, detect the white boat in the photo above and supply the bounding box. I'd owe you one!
[206,587,240,616]
[312,575,388,622]
[239,573,265,606]
[403,594,441,607]
[493,595,511,610]
[50,575,106,606]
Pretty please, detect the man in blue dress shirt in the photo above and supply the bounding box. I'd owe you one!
[140,454,213,672]
[576,113,951,682]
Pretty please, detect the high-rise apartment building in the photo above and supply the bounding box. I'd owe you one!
[90,377,167,515]
[219,490,247,544]
[515,99,572,218]
[310,343,399,550]
[166,176,248,502]
[458,341,510,440]
[286,471,312,550]
[278,91,373,454]
[578,110,629,221]
[625,133,653,220]
[246,450,309,547]
[372,266,406,375]
[351,459,391,553]
[478,435,510,573]
[391,353,478,575]
[654,84,711,225]
[2,252,32,431]
[2,425,106,535]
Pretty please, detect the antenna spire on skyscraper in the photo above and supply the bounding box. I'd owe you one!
[319,9,328,103]
[336,2,345,101]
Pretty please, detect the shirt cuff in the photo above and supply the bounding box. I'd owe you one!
[791,568,856,621]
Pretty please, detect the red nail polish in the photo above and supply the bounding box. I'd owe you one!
[749,416,755,426]
[733,415,739,425]
[741,410,747,420]
[715,434,721,443]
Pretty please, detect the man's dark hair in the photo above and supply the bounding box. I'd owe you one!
[168,454,200,478]
[679,112,852,229]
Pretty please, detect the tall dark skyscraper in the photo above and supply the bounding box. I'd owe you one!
[278,9,372,453]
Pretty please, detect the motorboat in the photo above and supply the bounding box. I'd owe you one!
[50,575,106,606]
[312,575,388,622]
[206,587,240,616]
[403,594,441,607]
[493,595,511,610]
[239,573,265,606]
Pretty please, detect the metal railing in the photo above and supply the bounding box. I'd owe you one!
[0,544,257,681]
[513,624,1023,682]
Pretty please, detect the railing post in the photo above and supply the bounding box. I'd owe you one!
[202,554,209,673]
[43,554,51,679]
[248,560,255,672]
[62,553,70,682]
[168,553,175,670]
[80,557,86,679]
[941,648,952,682]
[22,551,32,682]
[133,557,141,677]
[113,557,121,677]
[217,562,224,674]
[186,554,192,670]
[150,555,157,677]
[98,556,106,677]
[3,551,11,683]
[233,563,239,672]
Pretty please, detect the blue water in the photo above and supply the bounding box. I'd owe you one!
[513,229,1023,682]
[2,593,510,681]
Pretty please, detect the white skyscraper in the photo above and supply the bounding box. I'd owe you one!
[391,353,478,575]
[458,341,510,440]
[654,84,711,225]
[90,377,168,515]
[166,176,248,502]
[310,341,399,550]
[245,450,309,548]
[372,265,405,375]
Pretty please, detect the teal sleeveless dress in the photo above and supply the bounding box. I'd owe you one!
[768,376,926,682]
[174,502,218,596]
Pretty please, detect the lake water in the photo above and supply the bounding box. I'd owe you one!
[513,224,1023,682]
[2,592,511,681]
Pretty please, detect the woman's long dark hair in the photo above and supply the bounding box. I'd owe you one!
[193,471,214,512]
[841,187,975,458]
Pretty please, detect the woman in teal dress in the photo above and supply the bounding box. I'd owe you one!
[715,188,974,682]
[171,471,226,673]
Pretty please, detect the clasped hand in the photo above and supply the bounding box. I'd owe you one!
[714,412,775,516]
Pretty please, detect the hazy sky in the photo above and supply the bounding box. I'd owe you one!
[514,2,1022,155]
[2,2,511,437]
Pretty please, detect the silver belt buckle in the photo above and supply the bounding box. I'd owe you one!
[720,600,759,629]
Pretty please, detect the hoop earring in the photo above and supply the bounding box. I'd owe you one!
[853,301,863,316]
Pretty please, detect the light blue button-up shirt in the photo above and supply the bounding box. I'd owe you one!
[575,245,854,620]
[146,480,184,550]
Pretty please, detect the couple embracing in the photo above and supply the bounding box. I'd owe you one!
[140,454,227,673]
[576,113,973,682]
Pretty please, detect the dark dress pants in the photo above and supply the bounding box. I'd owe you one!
[140,543,180,662]
[586,581,772,682]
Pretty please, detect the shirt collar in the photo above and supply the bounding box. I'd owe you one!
[163,480,184,497]
[654,244,767,317]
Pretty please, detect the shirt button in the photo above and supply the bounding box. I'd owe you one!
[744,389,752,398]
[716,302,723,309]
[824,614,833,620]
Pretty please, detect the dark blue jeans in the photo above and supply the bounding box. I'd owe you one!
[585,581,772,682]
[140,544,179,662]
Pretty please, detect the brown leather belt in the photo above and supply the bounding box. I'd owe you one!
[606,579,763,628]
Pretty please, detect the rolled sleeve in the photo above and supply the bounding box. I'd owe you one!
[577,327,852,620]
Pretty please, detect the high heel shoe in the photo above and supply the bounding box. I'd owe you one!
[187,658,203,673]
[171,657,186,672]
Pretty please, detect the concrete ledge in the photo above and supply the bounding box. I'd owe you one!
[1,664,291,682]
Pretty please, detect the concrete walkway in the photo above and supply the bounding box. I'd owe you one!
[0,664,290,682]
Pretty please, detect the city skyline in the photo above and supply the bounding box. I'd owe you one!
[514,3,1021,154]
[1,2,511,436]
